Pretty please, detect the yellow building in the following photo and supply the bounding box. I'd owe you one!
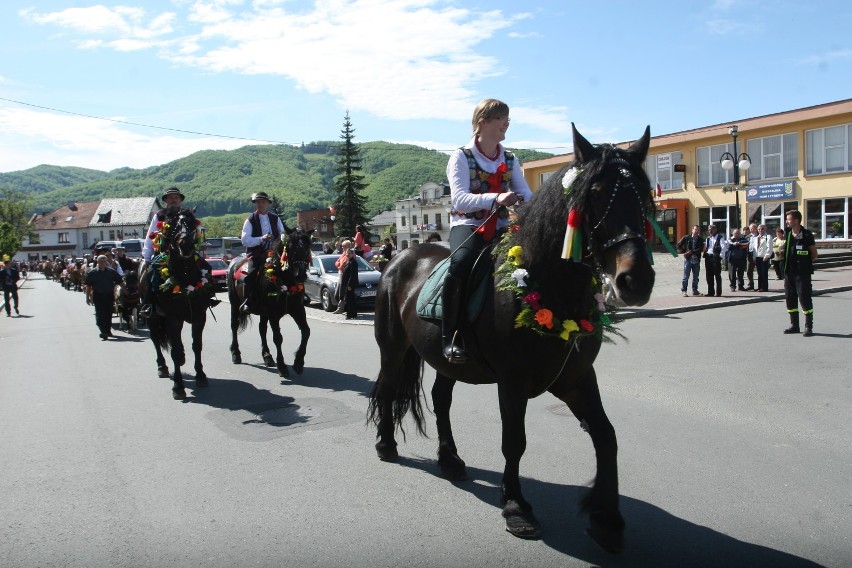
[522,98,852,249]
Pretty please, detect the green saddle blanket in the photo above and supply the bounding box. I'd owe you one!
[416,256,490,322]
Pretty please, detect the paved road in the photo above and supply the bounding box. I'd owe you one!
[1,273,849,567]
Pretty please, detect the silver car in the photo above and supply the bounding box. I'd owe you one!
[304,254,382,312]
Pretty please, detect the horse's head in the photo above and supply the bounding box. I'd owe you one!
[282,227,315,283]
[164,208,200,260]
[566,124,655,305]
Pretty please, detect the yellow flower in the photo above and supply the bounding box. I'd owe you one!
[160,268,169,277]
[508,245,523,266]
[560,319,579,340]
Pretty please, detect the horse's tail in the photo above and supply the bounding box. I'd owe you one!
[147,314,171,352]
[367,347,426,439]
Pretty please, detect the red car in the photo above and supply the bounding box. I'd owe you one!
[206,257,229,290]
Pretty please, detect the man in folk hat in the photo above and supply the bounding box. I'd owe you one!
[139,187,186,316]
[239,191,288,313]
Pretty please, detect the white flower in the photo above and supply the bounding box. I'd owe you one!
[511,268,529,287]
[201,278,208,285]
[200,269,209,277]
[187,285,195,292]
[562,167,580,190]
[280,285,288,292]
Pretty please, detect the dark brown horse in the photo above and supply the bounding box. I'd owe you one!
[227,227,314,378]
[368,124,655,553]
[139,208,215,400]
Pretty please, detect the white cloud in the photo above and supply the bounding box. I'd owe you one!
[0,106,253,171]
[20,1,574,133]
[796,49,852,66]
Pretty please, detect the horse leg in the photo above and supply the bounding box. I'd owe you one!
[498,378,541,540]
[269,317,288,378]
[549,368,624,554]
[289,302,310,375]
[191,313,208,388]
[368,347,425,463]
[168,318,187,400]
[432,372,467,480]
[149,316,170,378]
[259,316,275,367]
[229,300,242,364]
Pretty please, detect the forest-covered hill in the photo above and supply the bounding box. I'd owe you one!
[0,142,553,226]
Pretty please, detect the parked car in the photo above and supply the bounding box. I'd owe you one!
[304,254,382,312]
[92,240,119,254]
[206,257,229,290]
[118,238,144,259]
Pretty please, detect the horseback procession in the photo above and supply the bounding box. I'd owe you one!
[14,100,658,555]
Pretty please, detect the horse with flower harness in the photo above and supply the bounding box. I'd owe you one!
[139,208,217,400]
[369,124,656,553]
[227,227,314,378]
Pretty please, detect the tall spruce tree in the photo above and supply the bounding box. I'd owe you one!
[331,111,369,239]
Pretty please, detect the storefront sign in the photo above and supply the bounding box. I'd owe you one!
[745,180,795,202]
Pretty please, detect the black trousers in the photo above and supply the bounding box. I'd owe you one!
[704,257,722,296]
[93,292,113,334]
[448,225,486,285]
[784,272,813,314]
[3,288,18,313]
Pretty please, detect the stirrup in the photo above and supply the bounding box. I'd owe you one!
[442,331,468,363]
[139,304,152,317]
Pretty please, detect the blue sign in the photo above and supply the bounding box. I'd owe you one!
[745,180,796,202]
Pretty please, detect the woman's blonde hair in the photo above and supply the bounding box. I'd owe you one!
[341,239,352,249]
[472,98,510,134]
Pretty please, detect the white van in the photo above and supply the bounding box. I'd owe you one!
[118,238,144,259]
[203,237,245,260]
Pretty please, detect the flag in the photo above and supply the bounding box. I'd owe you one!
[655,183,662,198]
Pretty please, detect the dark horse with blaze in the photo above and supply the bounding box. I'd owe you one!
[368,125,655,553]
[227,227,314,378]
[139,208,217,400]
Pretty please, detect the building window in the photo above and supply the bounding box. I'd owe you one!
[697,206,739,238]
[58,232,70,243]
[423,214,429,225]
[805,197,850,240]
[747,133,797,181]
[400,216,406,227]
[645,152,684,191]
[540,171,555,187]
[696,143,734,187]
[82,233,88,249]
[806,124,852,175]
[411,215,417,227]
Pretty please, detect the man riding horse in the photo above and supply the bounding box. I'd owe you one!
[139,186,220,317]
[239,191,289,314]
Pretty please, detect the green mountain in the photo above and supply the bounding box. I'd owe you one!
[0,142,553,226]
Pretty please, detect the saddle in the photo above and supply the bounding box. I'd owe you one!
[416,248,493,323]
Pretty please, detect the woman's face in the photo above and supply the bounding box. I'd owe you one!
[478,115,509,141]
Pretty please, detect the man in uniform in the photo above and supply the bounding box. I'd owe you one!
[85,255,124,339]
[239,191,287,313]
[781,210,818,336]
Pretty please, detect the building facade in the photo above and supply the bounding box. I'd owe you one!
[296,207,335,242]
[522,98,852,249]
[393,181,451,249]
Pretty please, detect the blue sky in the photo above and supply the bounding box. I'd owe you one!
[1,0,850,173]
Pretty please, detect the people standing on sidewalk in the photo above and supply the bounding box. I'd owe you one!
[339,245,360,320]
[85,255,124,340]
[752,224,773,292]
[333,240,353,314]
[727,228,749,292]
[1,258,21,316]
[677,225,705,297]
[744,224,756,290]
[772,228,786,280]
[781,210,817,337]
[703,224,728,297]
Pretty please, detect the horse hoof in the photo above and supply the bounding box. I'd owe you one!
[279,366,289,378]
[263,355,275,367]
[586,512,625,554]
[502,500,542,540]
[196,375,209,388]
[158,366,170,378]
[232,353,242,364]
[439,459,468,481]
[376,441,399,462]
[292,360,305,375]
[172,388,186,400]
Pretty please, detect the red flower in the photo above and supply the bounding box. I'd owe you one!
[156,221,164,229]
[148,232,158,239]
[523,291,542,311]
[579,319,594,332]
[195,282,203,289]
[509,224,520,234]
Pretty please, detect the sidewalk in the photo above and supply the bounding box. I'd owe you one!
[617,252,852,319]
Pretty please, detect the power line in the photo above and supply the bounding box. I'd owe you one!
[0,96,566,154]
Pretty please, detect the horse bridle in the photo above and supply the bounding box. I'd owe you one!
[168,213,197,259]
[587,155,649,256]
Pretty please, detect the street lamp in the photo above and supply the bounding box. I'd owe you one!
[719,124,751,230]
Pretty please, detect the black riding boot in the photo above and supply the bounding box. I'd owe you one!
[783,312,800,334]
[241,272,255,314]
[441,275,468,363]
[803,313,814,337]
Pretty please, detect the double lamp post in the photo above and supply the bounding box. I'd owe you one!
[719,124,752,230]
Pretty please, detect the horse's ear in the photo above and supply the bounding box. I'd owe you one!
[627,125,651,163]
[285,226,295,235]
[571,122,598,165]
